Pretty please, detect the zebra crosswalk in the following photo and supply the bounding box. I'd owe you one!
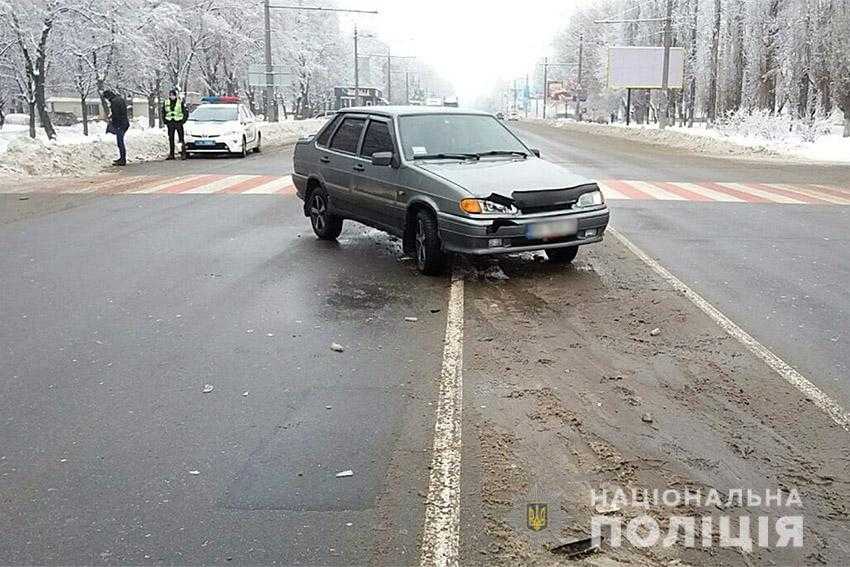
[598,179,850,205]
[1,174,848,205]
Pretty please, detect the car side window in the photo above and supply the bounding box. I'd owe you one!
[360,120,394,157]
[316,115,342,147]
[329,117,366,154]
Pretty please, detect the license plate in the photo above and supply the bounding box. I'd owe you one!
[526,219,577,240]
[195,139,215,146]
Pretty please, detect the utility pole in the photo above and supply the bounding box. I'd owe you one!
[576,33,584,121]
[386,49,391,103]
[512,79,517,111]
[263,0,276,121]
[524,74,529,118]
[263,5,377,114]
[405,72,409,104]
[542,57,548,119]
[660,0,673,129]
[354,25,360,106]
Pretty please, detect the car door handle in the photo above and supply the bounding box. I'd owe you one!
[320,156,330,163]
[352,164,365,172]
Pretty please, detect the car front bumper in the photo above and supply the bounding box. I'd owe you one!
[184,137,242,153]
[438,206,610,255]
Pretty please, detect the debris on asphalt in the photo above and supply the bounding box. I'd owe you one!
[188,470,200,475]
[404,316,418,322]
[430,308,441,313]
[483,265,509,281]
[18,195,30,201]
[325,405,332,410]
[335,470,354,478]
[641,412,654,423]
[245,329,255,334]
[650,327,662,336]
[550,536,600,558]
[595,501,621,514]
[242,391,249,397]
[330,343,345,352]
[202,384,214,394]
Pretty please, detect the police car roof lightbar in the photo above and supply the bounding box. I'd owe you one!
[201,96,240,104]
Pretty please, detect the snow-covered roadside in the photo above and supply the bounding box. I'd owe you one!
[0,118,326,177]
[535,118,850,164]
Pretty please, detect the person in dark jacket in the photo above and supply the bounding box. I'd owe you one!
[162,89,188,160]
[102,90,130,166]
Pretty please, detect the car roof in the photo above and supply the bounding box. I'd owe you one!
[336,105,492,118]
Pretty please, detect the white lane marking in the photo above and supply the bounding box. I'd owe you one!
[770,184,850,205]
[609,227,850,432]
[240,175,294,194]
[182,175,254,194]
[420,270,465,567]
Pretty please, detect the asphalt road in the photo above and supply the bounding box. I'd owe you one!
[514,121,850,408]
[2,124,850,565]
[0,184,447,564]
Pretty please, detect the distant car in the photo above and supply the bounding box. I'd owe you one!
[496,111,505,120]
[184,96,262,158]
[292,107,609,275]
[507,111,521,121]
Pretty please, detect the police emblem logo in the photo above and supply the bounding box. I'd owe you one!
[527,502,548,531]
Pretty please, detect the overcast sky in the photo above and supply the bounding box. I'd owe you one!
[335,0,580,103]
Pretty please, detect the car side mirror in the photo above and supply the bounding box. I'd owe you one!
[371,151,394,167]
[530,148,541,158]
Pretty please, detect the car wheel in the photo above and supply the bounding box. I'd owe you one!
[547,246,579,264]
[309,188,343,240]
[414,209,446,276]
[239,137,247,158]
[253,133,262,153]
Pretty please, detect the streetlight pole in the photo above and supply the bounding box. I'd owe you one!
[660,0,673,129]
[542,57,548,119]
[576,33,583,121]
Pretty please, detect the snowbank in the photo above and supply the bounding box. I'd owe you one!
[0,118,326,177]
[536,118,850,164]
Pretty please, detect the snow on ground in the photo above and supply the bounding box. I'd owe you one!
[537,118,850,164]
[0,118,326,177]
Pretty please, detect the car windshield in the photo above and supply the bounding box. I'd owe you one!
[397,114,528,160]
[188,105,238,122]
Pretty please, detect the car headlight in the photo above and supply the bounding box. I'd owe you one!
[575,190,604,208]
[460,198,519,215]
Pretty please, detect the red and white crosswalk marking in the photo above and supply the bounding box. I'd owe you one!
[598,180,850,205]
[0,174,297,196]
[2,174,848,205]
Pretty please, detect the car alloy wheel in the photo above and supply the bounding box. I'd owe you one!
[415,217,427,270]
[310,193,327,233]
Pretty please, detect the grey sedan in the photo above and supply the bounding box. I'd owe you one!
[292,107,609,275]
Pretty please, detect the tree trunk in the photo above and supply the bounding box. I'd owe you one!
[707,0,721,124]
[34,71,56,140]
[81,96,89,136]
[28,101,36,138]
[842,93,850,137]
[761,0,780,112]
[147,94,156,128]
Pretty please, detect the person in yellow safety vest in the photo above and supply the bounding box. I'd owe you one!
[162,89,188,160]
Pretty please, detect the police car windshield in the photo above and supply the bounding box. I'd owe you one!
[189,105,238,122]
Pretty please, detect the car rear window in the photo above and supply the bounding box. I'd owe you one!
[329,117,366,154]
[316,114,341,147]
[360,121,394,157]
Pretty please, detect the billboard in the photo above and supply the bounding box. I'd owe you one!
[607,47,685,89]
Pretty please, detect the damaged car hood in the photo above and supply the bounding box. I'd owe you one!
[413,157,595,198]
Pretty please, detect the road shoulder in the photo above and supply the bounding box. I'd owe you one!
[460,239,850,565]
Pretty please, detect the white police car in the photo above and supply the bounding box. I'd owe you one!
[184,96,262,158]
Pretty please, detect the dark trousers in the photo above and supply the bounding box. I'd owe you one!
[167,123,185,156]
[116,126,128,161]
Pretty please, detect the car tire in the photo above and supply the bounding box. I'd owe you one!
[547,246,579,264]
[253,133,262,153]
[308,188,343,240]
[414,209,446,276]
[239,137,247,158]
